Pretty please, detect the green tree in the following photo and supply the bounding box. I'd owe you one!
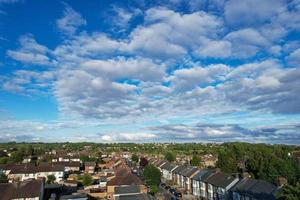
[46,174,56,184]
[143,164,161,186]
[0,173,8,183]
[132,154,139,162]
[191,155,201,166]
[150,184,158,193]
[276,184,300,200]
[164,152,176,162]
[9,151,24,163]
[82,173,93,186]
[80,155,90,162]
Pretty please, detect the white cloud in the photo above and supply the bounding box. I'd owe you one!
[195,39,232,58]
[225,28,270,57]
[123,7,223,59]
[57,3,86,36]
[81,57,165,82]
[224,0,286,26]
[286,48,300,66]
[170,64,230,91]
[100,132,157,142]
[7,35,54,66]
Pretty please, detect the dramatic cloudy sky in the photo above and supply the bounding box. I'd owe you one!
[0,0,300,144]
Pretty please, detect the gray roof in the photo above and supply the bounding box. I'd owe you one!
[230,178,277,200]
[60,193,88,200]
[205,172,238,188]
[115,185,140,195]
[161,162,177,171]
[172,165,186,174]
[115,193,149,200]
[155,160,167,167]
[182,167,199,177]
[192,169,216,181]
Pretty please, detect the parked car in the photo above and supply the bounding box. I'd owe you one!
[169,188,176,194]
[174,192,182,198]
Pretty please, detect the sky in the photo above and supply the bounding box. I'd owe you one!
[0,0,300,144]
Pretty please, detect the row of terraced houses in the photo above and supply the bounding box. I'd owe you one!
[150,159,279,200]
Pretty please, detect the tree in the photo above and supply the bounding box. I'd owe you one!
[82,173,93,186]
[139,157,149,168]
[9,150,24,163]
[276,184,300,200]
[150,184,158,193]
[46,174,56,184]
[132,154,139,162]
[164,152,176,162]
[80,155,90,162]
[143,164,161,186]
[0,173,8,183]
[191,155,201,166]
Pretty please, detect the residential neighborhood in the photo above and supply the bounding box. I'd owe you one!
[0,142,298,200]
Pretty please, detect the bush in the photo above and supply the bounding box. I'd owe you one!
[46,174,56,184]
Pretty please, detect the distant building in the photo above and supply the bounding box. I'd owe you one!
[7,164,64,182]
[85,162,96,174]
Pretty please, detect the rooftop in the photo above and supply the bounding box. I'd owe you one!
[230,178,277,200]
[205,172,238,188]
[115,185,140,195]
[0,180,43,200]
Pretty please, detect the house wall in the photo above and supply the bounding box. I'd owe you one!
[162,169,172,181]
[10,171,64,182]
[207,183,214,200]
[192,180,200,196]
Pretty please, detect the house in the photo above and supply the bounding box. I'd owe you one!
[85,162,96,174]
[60,193,88,200]
[8,164,64,182]
[160,162,178,182]
[99,176,107,187]
[205,172,239,200]
[230,178,277,200]
[172,165,186,186]
[114,185,140,198]
[22,155,37,164]
[0,179,44,200]
[113,185,150,200]
[114,193,150,200]
[192,169,216,198]
[107,167,145,200]
[0,164,27,176]
[154,160,167,170]
[202,154,218,167]
[179,167,199,193]
[55,162,80,172]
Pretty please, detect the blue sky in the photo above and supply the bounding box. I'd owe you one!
[0,0,300,144]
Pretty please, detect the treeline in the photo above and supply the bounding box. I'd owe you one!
[216,142,300,185]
